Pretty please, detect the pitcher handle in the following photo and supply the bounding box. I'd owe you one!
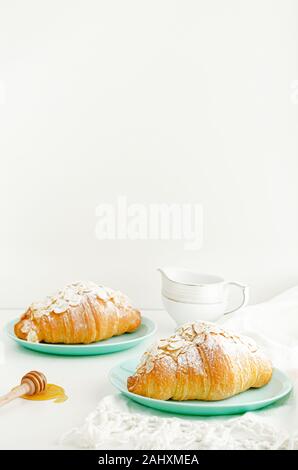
[223,282,249,315]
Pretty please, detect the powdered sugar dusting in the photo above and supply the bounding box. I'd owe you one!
[177,321,259,356]
[137,321,262,376]
[27,281,130,318]
[137,330,203,375]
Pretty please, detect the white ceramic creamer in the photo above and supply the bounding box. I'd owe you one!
[159,267,249,325]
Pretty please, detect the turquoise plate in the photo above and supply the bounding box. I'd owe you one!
[6,317,156,356]
[109,359,292,416]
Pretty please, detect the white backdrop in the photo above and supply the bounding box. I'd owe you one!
[0,0,298,309]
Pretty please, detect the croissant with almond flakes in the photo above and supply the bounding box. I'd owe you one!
[14,281,141,344]
[127,321,272,401]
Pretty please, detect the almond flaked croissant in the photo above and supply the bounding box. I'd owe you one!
[14,281,141,344]
[127,321,272,401]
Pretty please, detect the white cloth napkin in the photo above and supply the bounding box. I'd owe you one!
[62,287,298,450]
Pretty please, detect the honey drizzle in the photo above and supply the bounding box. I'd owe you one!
[21,383,68,403]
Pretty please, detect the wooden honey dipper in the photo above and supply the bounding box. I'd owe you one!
[0,371,47,407]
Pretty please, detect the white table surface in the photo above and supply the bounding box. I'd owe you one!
[0,309,175,450]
